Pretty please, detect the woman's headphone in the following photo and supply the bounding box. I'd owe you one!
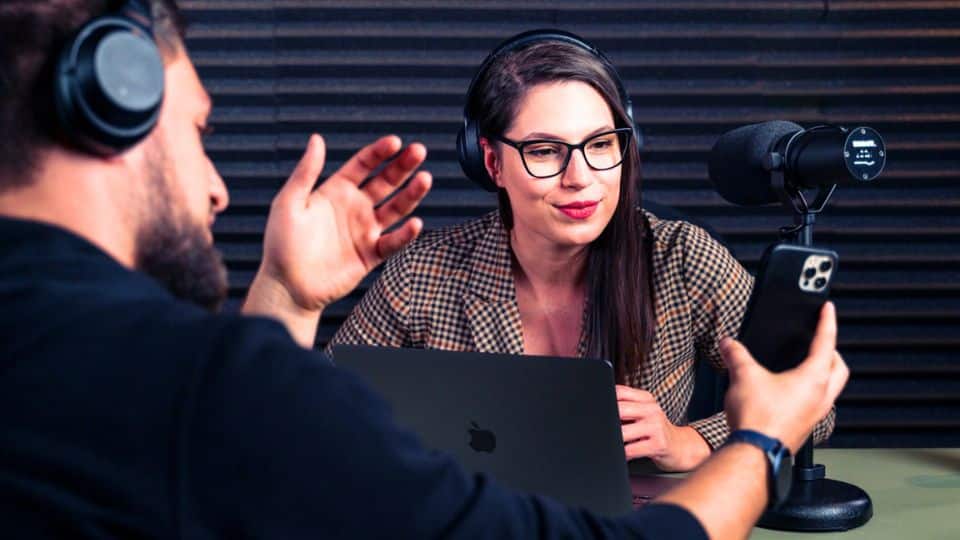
[456,29,643,192]
[54,0,165,156]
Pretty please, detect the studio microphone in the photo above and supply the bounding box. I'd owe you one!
[709,121,886,206]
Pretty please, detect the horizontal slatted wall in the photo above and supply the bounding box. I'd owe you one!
[183,0,960,447]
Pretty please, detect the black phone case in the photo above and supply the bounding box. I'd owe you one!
[738,243,839,373]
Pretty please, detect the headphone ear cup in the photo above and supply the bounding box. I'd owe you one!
[457,118,497,192]
[622,100,643,150]
[53,45,83,149]
[53,17,164,156]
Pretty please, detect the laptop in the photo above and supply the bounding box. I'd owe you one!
[332,345,634,516]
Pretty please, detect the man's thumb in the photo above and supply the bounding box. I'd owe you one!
[284,134,326,199]
[720,337,757,381]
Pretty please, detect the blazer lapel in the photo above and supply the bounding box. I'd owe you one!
[462,215,523,355]
[464,295,522,354]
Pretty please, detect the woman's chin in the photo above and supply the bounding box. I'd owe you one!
[548,223,605,247]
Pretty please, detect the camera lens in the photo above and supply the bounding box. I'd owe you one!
[804,268,817,279]
[814,277,827,289]
[819,260,833,272]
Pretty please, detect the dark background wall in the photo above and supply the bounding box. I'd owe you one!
[181,1,960,448]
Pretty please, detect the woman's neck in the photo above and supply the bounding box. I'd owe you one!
[509,225,589,294]
[509,224,590,357]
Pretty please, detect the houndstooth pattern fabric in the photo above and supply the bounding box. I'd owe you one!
[328,210,836,450]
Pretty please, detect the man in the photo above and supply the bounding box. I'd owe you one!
[0,1,849,538]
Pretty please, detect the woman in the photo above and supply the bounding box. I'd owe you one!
[328,30,835,471]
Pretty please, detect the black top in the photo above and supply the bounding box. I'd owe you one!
[0,216,708,539]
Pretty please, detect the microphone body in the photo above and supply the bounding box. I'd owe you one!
[709,121,886,206]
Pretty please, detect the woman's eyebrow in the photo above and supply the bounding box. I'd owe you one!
[517,125,616,142]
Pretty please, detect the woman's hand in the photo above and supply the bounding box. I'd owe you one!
[616,386,711,472]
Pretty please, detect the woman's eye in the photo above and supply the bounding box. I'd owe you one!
[525,145,561,158]
[588,139,614,151]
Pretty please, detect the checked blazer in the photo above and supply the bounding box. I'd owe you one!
[327,210,836,449]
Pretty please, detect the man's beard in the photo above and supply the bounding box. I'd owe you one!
[134,147,228,312]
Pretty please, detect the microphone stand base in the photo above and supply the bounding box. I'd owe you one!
[758,477,873,531]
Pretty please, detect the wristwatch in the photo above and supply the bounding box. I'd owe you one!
[725,429,793,508]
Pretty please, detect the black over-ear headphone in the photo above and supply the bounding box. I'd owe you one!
[54,0,165,156]
[456,29,643,192]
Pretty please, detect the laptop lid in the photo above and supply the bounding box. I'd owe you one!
[332,345,633,516]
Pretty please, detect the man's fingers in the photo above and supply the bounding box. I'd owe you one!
[374,172,432,230]
[283,134,326,199]
[799,302,838,375]
[615,385,656,403]
[336,135,404,185]
[361,143,427,204]
[375,218,423,263]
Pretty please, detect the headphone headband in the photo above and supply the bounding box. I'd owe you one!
[457,29,642,192]
[461,29,633,122]
[117,0,154,34]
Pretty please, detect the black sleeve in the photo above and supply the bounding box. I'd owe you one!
[180,316,708,540]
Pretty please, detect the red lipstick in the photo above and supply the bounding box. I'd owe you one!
[556,200,599,220]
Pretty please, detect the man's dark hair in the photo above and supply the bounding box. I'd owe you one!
[0,0,185,191]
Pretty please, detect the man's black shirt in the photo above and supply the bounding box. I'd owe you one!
[0,217,708,539]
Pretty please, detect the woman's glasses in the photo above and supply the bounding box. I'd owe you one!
[492,128,633,179]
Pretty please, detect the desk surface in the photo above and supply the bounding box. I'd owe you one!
[748,449,960,540]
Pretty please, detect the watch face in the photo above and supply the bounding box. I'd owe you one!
[774,450,793,505]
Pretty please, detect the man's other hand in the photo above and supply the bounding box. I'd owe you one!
[720,302,850,453]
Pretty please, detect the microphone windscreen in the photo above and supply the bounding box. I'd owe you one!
[708,121,802,206]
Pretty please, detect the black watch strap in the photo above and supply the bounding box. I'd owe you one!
[726,429,783,453]
[725,429,793,508]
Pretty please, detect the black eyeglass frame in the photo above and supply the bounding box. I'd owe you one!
[491,127,634,179]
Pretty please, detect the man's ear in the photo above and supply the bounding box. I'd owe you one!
[480,137,503,188]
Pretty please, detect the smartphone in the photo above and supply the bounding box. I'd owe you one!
[738,243,838,373]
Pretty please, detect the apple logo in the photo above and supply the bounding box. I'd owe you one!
[468,421,496,453]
